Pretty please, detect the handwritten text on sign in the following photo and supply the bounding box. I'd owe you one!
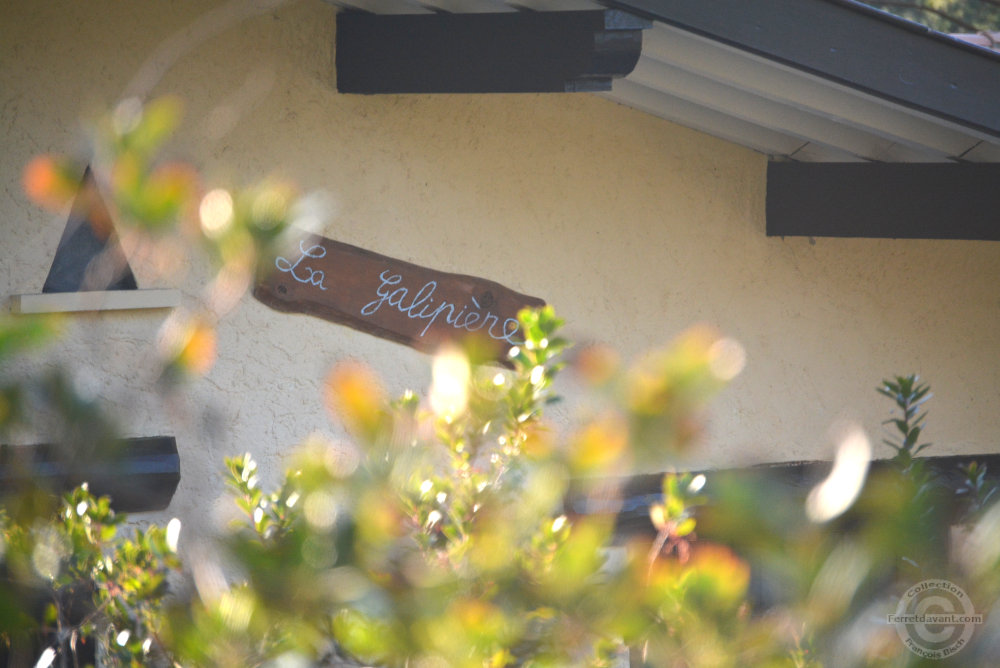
[253,234,545,357]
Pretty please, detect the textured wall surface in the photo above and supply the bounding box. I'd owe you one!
[2,0,999,540]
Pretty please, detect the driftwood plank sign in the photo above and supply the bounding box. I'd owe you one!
[253,233,545,358]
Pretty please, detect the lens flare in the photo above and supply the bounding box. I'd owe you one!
[34,647,56,668]
[166,517,182,552]
[430,347,470,420]
[806,423,871,523]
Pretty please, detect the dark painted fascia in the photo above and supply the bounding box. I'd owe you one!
[574,454,1000,537]
[336,9,649,94]
[766,162,1000,240]
[0,437,181,513]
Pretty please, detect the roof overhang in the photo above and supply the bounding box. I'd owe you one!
[603,0,1000,162]
[331,0,1000,239]
[603,16,1000,163]
[332,0,1000,163]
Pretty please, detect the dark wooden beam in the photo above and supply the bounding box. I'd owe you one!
[766,162,1000,240]
[0,436,180,513]
[335,9,649,94]
[604,0,1000,139]
[577,454,1000,537]
[0,437,179,664]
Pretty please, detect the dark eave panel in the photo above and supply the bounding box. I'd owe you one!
[336,9,648,94]
[594,454,1000,537]
[767,162,1000,240]
[603,0,1000,139]
[0,437,181,513]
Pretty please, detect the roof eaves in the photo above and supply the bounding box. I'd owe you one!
[600,0,1000,139]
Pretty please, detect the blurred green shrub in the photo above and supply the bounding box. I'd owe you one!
[3,97,1000,667]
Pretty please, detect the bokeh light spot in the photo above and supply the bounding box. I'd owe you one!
[199,188,233,238]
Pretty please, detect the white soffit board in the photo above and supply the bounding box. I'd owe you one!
[12,289,181,314]
[605,21,1000,162]
[963,141,1000,162]
[607,79,862,162]
[625,55,943,162]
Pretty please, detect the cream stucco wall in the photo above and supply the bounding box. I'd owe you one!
[2,0,999,538]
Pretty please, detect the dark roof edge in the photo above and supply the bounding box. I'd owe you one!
[602,0,1000,139]
[827,0,1000,61]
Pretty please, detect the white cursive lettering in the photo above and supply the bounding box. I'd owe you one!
[360,269,523,345]
[275,241,328,290]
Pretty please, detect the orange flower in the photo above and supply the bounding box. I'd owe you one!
[23,156,78,212]
[325,363,386,440]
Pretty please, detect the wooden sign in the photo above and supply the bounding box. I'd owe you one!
[253,233,545,358]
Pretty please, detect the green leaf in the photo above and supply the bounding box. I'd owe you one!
[876,386,897,399]
[0,316,60,362]
[675,517,696,537]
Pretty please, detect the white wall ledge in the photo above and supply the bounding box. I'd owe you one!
[11,289,180,314]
